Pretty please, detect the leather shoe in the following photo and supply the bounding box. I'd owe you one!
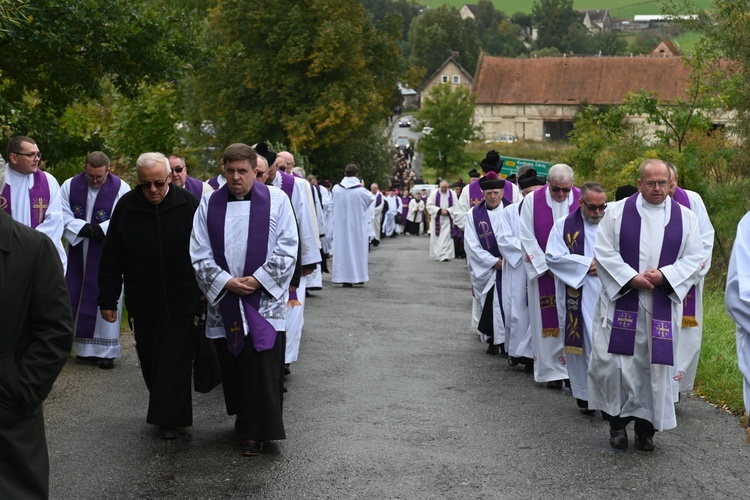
[486,343,500,355]
[635,434,654,451]
[159,426,179,440]
[546,380,563,389]
[609,429,628,450]
[242,439,263,456]
[98,358,114,369]
[342,283,353,288]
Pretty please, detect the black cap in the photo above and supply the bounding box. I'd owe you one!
[468,168,480,178]
[254,142,277,167]
[615,184,638,201]
[479,171,505,191]
[480,150,503,173]
[518,168,545,190]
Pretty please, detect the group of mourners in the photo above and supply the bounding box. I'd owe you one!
[0,135,361,498]
[453,149,747,451]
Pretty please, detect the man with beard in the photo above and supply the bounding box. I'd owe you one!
[545,182,607,415]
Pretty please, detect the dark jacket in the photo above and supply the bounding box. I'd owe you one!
[98,185,201,321]
[0,210,73,498]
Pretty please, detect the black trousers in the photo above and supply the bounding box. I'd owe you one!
[132,315,195,427]
[610,415,655,438]
[0,405,49,499]
[214,331,286,441]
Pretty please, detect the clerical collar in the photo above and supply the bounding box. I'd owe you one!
[228,188,252,202]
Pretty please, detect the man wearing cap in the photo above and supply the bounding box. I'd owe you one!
[168,154,214,200]
[498,169,545,370]
[464,172,514,353]
[545,182,607,414]
[61,151,131,369]
[426,180,457,262]
[190,143,298,456]
[519,163,581,389]
[588,159,702,451]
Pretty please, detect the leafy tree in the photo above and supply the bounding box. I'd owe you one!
[414,84,478,179]
[531,0,580,52]
[475,0,504,32]
[592,31,629,56]
[630,31,662,55]
[408,6,481,76]
[482,21,526,57]
[511,11,533,32]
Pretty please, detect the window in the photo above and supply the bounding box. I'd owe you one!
[441,75,448,83]
[453,75,460,84]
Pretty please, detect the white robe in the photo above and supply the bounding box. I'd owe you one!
[673,189,714,393]
[61,176,131,358]
[320,187,334,255]
[427,189,456,261]
[587,194,702,431]
[331,177,376,283]
[519,187,578,382]
[498,202,532,359]
[725,211,750,422]
[464,203,505,345]
[407,198,424,223]
[5,167,67,270]
[190,186,298,339]
[370,194,384,242]
[382,195,399,237]
[545,212,601,402]
[285,274,306,364]
[454,178,522,230]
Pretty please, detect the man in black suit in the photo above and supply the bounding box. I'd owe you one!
[0,157,73,498]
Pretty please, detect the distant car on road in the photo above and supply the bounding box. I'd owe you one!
[395,136,410,152]
[398,118,411,128]
[485,134,517,144]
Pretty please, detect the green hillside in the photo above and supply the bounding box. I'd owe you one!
[421,0,713,18]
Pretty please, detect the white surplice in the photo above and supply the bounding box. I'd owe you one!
[673,189,715,393]
[454,178,522,230]
[427,188,456,261]
[190,186,298,339]
[498,202,532,359]
[464,203,505,345]
[382,194,399,237]
[5,167,67,270]
[331,177,376,283]
[519,187,578,383]
[321,186,334,255]
[545,211,601,402]
[587,194,702,431]
[725,211,750,422]
[371,193,384,242]
[61,176,131,358]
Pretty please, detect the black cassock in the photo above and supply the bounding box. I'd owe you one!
[0,210,73,499]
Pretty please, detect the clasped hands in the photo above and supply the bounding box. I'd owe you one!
[629,269,664,290]
[225,276,261,296]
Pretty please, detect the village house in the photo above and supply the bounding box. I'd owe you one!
[578,9,611,33]
[419,56,474,106]
[472,54,730,142]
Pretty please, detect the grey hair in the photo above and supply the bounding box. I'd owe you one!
[0,154,6,193]
[292,166,306,177]
[547,163,574,184]
[638,159,671,181]
[137,152,171,175]
[256,155,268,170]
[580,181,605,198]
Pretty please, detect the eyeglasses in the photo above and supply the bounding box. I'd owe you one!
[171,167,185,174]
[644,180,669,189]
[138,174,170,190]
[85,173,109,182]
[550,186,572,193]
[14,151,42,159]
[255,169,268,176]
[581,200,608,212]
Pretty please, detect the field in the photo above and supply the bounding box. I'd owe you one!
[421,0,714,18]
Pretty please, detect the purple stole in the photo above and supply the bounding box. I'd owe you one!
[472,201,504,320]
[207,175,221,190]
[608,195,682,365]
[207,183,277,355]
[278,171,295,199]
[0,169,51,228]
[400,196,409,222]
[434,190,454,237]
[469,178,514,207]
[184,176,204,199]
[672,188,698,327]
[532,186,581,337]
[65,173,122,338]
[375,193,382,207]
[562,208,585,355]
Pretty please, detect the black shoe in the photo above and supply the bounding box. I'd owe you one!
[284,364,291,376]
[635,434,654,451]
[98,358,114,369]
[343,283,353,288]
[242,439,263,456]
[486,343,500,355]
[547,380,563,389]
[76,355,99,364]
[609,429,628,450]
[159,427,179,440]
[508,356,520,367]
[580,408,596,416]
[499,343,507,358]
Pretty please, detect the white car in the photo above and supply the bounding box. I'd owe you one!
[485,134,516,144]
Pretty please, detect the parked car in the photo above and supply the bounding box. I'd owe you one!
[398,118,411,128]
[410,184,439,197]
[485,134,517,144]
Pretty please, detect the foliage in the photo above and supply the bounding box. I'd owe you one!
[591,31,629,56]
[481,20,527,57]
[408,5,481,76]
[414,84,478,179]
[531,0,580,52]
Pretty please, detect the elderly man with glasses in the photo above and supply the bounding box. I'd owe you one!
[98,152,202,440]
[168,153,214,200]
[61,151,131,369]
[0,135,67,269]
[519,163,581,389]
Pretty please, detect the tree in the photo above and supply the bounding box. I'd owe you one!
[531,0,580,52]
[414,84,478,179]
[408,6,481,76]
[592,31,629,56]
[482,21,526,57]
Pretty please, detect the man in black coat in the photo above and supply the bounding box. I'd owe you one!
[98,152,201,440]
[0,160,73,499]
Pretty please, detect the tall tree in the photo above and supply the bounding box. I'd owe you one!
[414,84,478,179]
[408,6,481,76]
[531,0,580,52]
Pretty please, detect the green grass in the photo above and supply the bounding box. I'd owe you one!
[673,31,702,54]
[695,286,745,416]
[421,0,713,17]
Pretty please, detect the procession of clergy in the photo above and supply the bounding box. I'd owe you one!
[454,149,727,451]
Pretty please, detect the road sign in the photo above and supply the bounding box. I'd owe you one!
[499,156,550,178]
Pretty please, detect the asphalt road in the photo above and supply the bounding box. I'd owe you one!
[46,234,750,499]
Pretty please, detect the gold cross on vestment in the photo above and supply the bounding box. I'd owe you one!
[655,321,671,338]
[617,313,634,328]
[477,220,494,249]
[33,197,48,224]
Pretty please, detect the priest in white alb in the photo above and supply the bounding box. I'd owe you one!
[545,182,606,415]
[427,180,456,261]
[370,183,384,246]
[587,159,702,451]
